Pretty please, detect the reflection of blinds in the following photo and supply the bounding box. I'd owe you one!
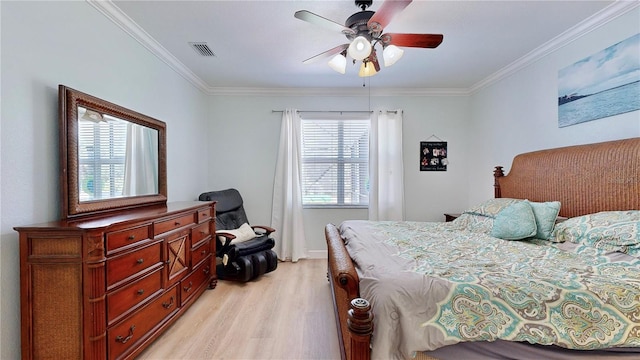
[301,119,369,207]
[77,114,127,201]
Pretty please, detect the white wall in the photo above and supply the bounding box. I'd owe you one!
[207,7,640,255]
[466,7,640,206]
[0,2,209,359]
[207,93,470,253]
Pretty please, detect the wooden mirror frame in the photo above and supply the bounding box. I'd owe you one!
[59,85,167,219]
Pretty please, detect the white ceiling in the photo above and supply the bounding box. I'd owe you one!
[106,0,624,92]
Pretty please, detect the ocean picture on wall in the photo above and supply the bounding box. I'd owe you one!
[558,33,640,128]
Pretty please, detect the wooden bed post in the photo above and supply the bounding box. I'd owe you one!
[493,166,504,198]
[348,298,373,360]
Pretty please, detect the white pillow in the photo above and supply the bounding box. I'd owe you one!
[216,223,256,244]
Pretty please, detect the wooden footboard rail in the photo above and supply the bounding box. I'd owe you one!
[325,224,373,360]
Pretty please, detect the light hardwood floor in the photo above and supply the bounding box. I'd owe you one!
[138,259,341,360]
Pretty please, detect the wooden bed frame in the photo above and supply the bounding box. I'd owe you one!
[325,137,640,360]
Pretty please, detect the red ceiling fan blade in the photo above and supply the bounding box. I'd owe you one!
[383,33,443,48]
[367,0,412,33]
[303,44,349,64]
[295,10,356,36]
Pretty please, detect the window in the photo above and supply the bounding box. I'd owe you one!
[77,108,127,201]
[301,117,369,207]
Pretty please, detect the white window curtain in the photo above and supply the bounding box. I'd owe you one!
[271,109,308,262]
[368,110,405,221]
[123,123,158,196]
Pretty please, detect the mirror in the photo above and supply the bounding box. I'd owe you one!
[60,85,167,219]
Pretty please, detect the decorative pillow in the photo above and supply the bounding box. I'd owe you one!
[527,200,561,240]
[465,198,524,217]
[552,211,640,257]
[216,223,256,244]
[452,198,523,234]
[490,201,538,240]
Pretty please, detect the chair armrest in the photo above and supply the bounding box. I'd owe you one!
[251,225,276,236]
[215,232,235,254]
[215,231,236,242]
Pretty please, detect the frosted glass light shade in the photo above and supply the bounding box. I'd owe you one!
[348,36,372,61]
[358,61,378,77]
[328,53,347,74]
[383,45,404,67]
[81,109,105,123]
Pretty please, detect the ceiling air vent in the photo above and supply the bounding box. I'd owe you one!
[189,42,215,57]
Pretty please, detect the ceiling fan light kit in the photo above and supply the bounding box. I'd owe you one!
[348,36,373,61]
[382,44,404,67]
[328,53,348,74]
[81,109,106,123]
[295,0,443,77]
[358,61,378,77]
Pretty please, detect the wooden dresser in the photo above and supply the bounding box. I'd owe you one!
[15,201,216,360]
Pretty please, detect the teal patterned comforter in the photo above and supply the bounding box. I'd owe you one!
[340,220,640,360]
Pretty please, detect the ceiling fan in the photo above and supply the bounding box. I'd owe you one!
[294,0,443,77]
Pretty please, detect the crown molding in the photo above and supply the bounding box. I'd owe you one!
[86,0,210,93]
[468,1,639,94]
[207,87,470,97]
[89,0,637,97]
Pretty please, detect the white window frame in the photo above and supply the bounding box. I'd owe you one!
[300,114,370,208]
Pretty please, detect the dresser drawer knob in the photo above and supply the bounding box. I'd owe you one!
[136,258,144,264]
[183,281,193,293]
[115,325,135,344]
[137,289,144,295]
[127,235,136,241]
[200,250,206,255]
[203,266,210,275]
[174,221,181,226]
[162,296,175,309]
[200,230,206,235]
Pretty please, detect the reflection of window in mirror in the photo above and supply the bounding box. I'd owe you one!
[77,107,159,202]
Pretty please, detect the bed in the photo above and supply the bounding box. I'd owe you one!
[325,137,640,360]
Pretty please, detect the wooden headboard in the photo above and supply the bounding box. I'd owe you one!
[494,137,639,218]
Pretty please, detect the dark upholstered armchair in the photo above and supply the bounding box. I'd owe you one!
[198,189,278,282]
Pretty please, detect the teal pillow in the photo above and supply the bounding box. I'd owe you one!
[452,198,522,234]
[527,200,561,240]
[490,201,537,240]
[552,211,640,257]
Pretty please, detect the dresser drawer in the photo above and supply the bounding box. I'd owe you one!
[197,207,212,223]
[107,242,162,288]
[106,225,151,252]
[191,239,210,268]
[180,259,211,306]
[191,221,211,245]
[108,286,179,360]
[107,268,163,324]
[154,213,195,236]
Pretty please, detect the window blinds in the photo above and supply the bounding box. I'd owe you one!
[77,110,127,201]
[301,118,369,207]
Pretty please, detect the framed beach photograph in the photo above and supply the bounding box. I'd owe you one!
[558,33,640,128]
[420,141,447,171]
